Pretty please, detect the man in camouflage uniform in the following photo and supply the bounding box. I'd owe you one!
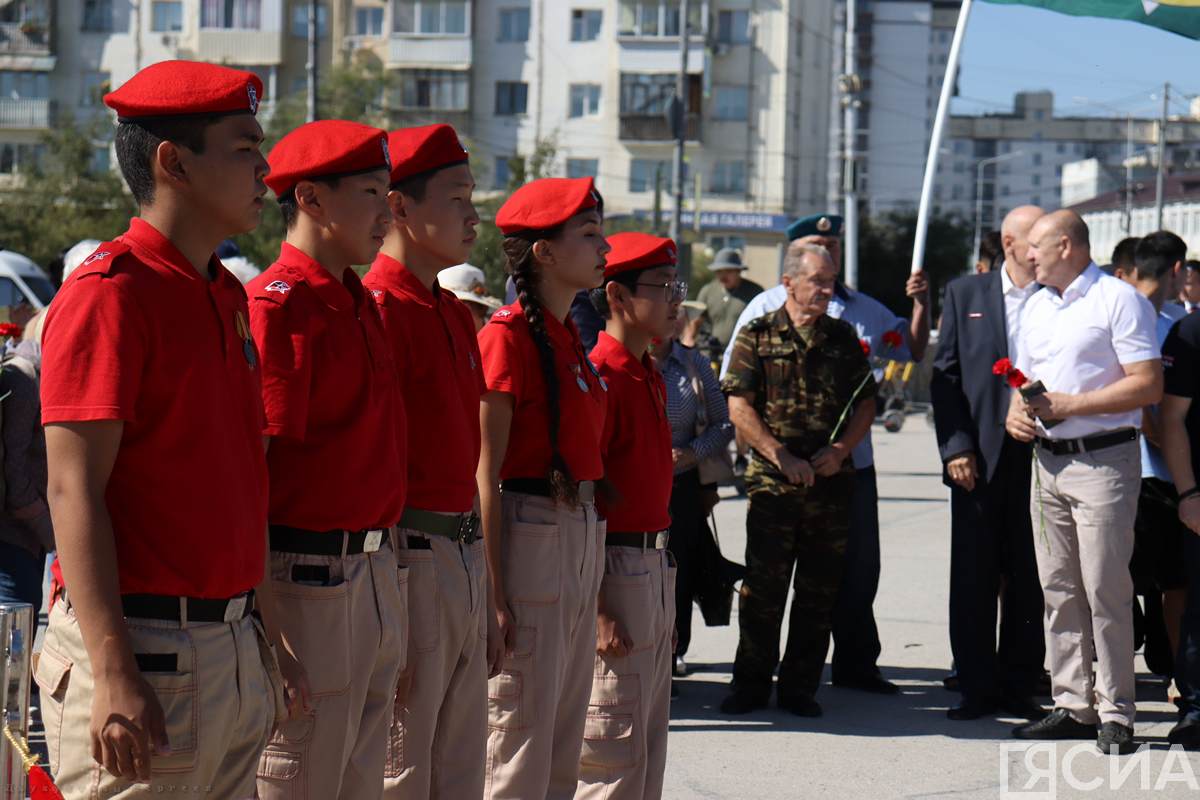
[720,242,877,717]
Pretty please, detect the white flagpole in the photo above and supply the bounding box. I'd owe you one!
[911,0,974,274]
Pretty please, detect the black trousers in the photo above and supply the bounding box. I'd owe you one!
[667,468,708,656]
[831,466,883,681]
[948,437,1045,703]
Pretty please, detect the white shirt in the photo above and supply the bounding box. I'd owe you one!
[999,260,1038,362]
[1016,262,1159,440]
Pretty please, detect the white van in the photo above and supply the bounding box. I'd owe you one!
[0,250,55,321]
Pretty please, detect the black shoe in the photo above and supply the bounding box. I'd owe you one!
[947,698,998,721]
[779,694,823,717]
[673,656,689,678]
[832,674,899,695]
[1167,718,1200,750]
[1000,697,1046,722]
[943,673,961,693]
[720,690,768,715]
[1012,708,1097,740]
[1096,721,1137,755]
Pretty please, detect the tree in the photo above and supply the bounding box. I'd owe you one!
[857,210,972,319]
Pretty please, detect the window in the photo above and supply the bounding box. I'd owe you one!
[151,1,183,31]
[91,145,110,174]
[494,81,528,115]
[355,5,384,36]
[620,72,689,115]
[397,69,468,110]
[1032,174,1041,186]
[712,160,746,194]
[713,86,749,121]
[571,9,602,41]
[951,185,962,200]
[1032,153,1042,166]
[291,4,328,36]
[1056,143,1065,155]
[0,72,48,99]
[716,10,750,44]
[617,0,700,37]
[1032,195,1041,206]
[566,158,598,179]
[629,158,669,193]
[82,71,109,107]
[201,0,261,29]
[569,83,601,118]
[0,142,44,175]
[394,0,468,34]
[494,155,511,190]
[498,8,529,41]
[82,0,113,31]
[1001,185,1010,197]
[709,235,745,252]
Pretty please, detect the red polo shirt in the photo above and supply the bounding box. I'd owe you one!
[478,304,606,482]
[40,218,268,598]
[591,332,673,532]
[363,255,483,513]
[248,244,406,531]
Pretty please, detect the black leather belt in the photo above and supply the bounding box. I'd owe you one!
[404,535,433,550]
[269,525,391,556]
[606,531,669,550]
[502,478,596,504]
[1036,427,1137,457]
[399,508,480,544]
[121,591,254,624]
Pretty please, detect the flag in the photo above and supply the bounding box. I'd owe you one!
[983,0,1200,39]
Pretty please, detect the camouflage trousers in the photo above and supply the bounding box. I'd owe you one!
[733,472,853,699]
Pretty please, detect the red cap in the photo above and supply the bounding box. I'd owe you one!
[604,232,677,279]
[104,60,264,121]
[387,124,470,185]
[266,120,391,197]
[496,177,602,235]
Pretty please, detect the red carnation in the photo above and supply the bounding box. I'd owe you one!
[860,339,871,356]
[992,358,1027,389]
[882,330,903,348]
[0,322,23,339]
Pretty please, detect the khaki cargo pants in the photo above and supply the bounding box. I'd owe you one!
[36,600,280,800]
[383,530,487,800]
[485,491,605,800]
[576,544,675,800]
[257,541,408,800]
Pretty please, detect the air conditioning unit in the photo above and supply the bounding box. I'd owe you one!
[161,34,178,48]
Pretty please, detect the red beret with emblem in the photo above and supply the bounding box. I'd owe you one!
[387,124,470,185]
[104,60,265,121]
[603,232,677,279]
[266,119,391,197]
[496,177,602,235]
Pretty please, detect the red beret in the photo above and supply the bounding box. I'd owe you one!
[496,177,602,235]
[387,124,469,185]
[104,60,264,121]
[604,232,677,279]
[266,120,391,197]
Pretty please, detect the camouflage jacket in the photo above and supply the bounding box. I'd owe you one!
[721,307,876,478]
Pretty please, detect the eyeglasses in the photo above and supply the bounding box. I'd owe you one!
[635,280,688,304]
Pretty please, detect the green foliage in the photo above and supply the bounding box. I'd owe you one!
[857,209,972,319]
[0,114,134,272]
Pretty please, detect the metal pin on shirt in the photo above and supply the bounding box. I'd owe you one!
[570,364,590,393]
[235,311,256,369]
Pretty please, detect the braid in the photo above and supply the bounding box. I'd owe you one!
[503,235,579,507]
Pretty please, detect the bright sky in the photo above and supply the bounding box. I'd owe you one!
[952,2,1199,120]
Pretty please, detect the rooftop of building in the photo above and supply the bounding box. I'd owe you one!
[1068,171,1200,214]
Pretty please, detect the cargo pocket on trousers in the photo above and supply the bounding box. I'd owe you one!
[600,571,654,652]
[32,644,70,761]
[271,579,351,696]
[504,522,561,604]
[581,672,639,769]
[134,649,198,773]
[257,714,314,794]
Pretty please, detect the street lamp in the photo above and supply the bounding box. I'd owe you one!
[973,151,1024,267]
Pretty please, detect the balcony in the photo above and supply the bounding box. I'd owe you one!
[0,21,54,70]
[0,99,52,129]
[196,28,283,65]
[388,35,472,68]
[619,112,700,143]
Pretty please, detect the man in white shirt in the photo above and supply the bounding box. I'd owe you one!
[1006,210,1162,755]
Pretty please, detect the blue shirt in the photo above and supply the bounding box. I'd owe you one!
[1143,302,1185,480]
[720,283,910,469]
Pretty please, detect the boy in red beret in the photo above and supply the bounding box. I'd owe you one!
[247,119,409,800]
[578,232,683,800]
[361,124,487,800]
[37,60,286,798]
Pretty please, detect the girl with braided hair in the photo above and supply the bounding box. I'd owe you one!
[476,177,611,799]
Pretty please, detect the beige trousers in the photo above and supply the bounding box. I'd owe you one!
[382,532,487,800]
[485,491,605,800]
[257,542,408,800]
[1031,439,1140,726]
[576,545,675,800]
[36,601,280,800]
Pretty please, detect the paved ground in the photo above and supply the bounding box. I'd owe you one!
[664,415,1200,799]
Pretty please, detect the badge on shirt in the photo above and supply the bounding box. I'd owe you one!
[570,364,589,393]
[235,310,256,369]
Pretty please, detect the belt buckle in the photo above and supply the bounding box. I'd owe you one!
[364,529,384,553]
[457,515,480,544]
[223,595,247,623]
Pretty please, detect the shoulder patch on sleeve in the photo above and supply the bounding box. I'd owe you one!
[71,241,132,278]
[489,307,521,326]
[252,269,306,305]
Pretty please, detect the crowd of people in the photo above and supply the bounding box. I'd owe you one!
[4,55,1200,800]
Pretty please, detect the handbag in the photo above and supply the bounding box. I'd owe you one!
[682,349,735,487]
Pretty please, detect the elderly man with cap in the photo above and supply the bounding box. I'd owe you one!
[721,213,929,695]
[37,60,288,798]
[697,248,763,362]
[440,263,502,332]
[249,120,408,799]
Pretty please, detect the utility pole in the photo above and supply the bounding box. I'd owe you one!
[653,164,663,234]
[1155,82,1169,231]
[306,1,319,123]
[842,0,860,288]
[1123,114,1133,234]
[670,0,690,273]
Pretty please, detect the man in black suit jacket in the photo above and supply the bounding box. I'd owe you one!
[932,205,1046,722]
